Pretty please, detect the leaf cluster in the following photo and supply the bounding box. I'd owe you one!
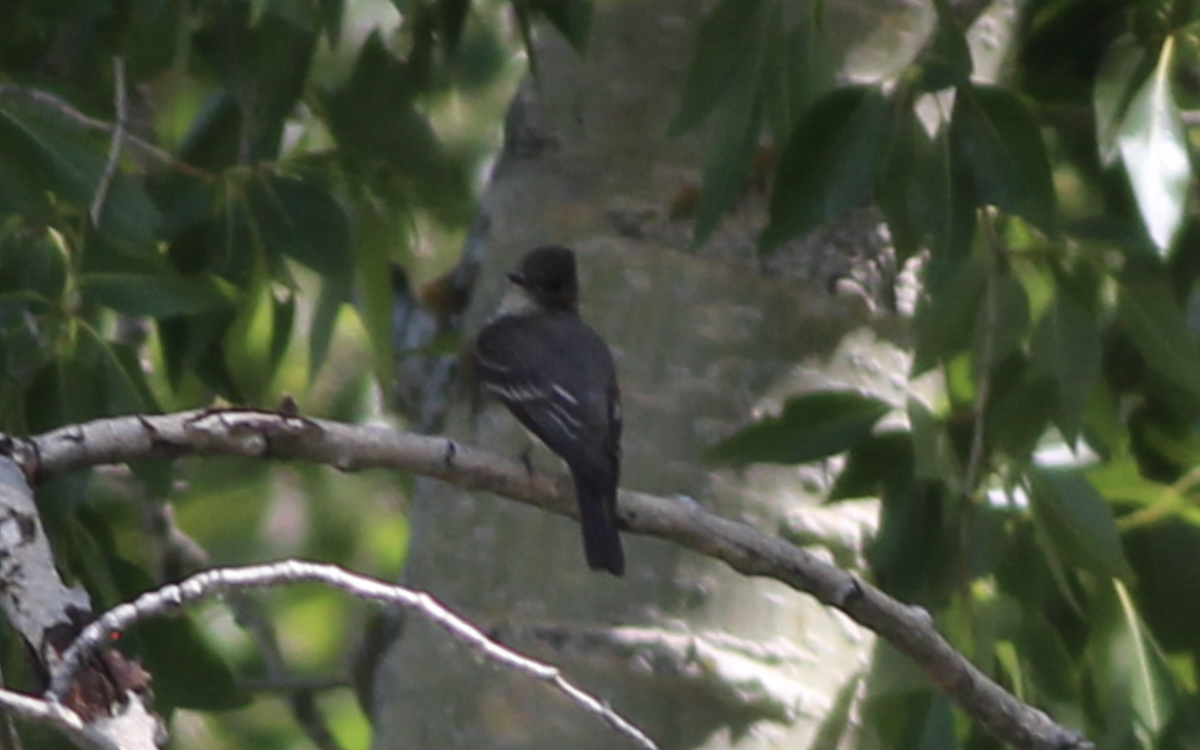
[690,0,1200,746]
[0,0,583,740]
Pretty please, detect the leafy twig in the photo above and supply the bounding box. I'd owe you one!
[0,84,207,178]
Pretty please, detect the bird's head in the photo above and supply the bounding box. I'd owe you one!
[505,245,580,314]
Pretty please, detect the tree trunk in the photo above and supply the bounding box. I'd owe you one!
[368,1,921,747]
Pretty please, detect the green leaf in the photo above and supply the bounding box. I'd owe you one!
[1101,581,1179,736]
[249,174,352,283]
[194,3,317,163]
[324,33,471,225]
[222,279,282,405]
[1031,291,1101,441]
[0,133,51,218]
[1013,0,1130,104]
[706,391,891,466]
[268,291,295,377]
[135,615,252,711]
[761,3,833,140]
[1012,613,1078,701]
[869,477,954,603]
[316,0,345,42]
[913,129,976,270]
[1124,520,1200,652]
[907,397,960,484]
[985,359,1055,462]
[830,431,914,500]
[1116,37,1189,253]
[528,0,593,53]
[0,96,161,248]
[950,84,1056,232]
[168,202,258,286]
[1029,519,1089,621]
[0,228,69,301]
[24,356,106,433]
[1129,402,1200,480]
[512,3,539,77]
[310,276,350,382]
[1163,698,1200,750]
[0,97,99,207]
[916,694,956,750]
[913,255,987,374]
[669,0,767,135]
[1087,457,1187,517]
[436,0,471,53]
[56,505,124,605]
[175,91,243,171]
[971,272,1029,381]
[31,330,163,430]
[1116,275,1200,402]
[917,0,973,91]
[1094,35,1149,166]
[875,108,925,263]
[446,21,510,92]
[93,174,163,251]
[691,50,764,247]
[157,312,243,399]
[81,273,236,318]
[760,86,891,252]
[1078,376,1126,463]
[122,0,191,78]
[353,207,399,387]
[96,338,160,416]
[1028,467,1133,580]
[28,328,160,431]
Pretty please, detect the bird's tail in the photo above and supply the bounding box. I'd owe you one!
[573,470,625,576]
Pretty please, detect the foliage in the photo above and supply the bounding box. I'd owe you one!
[694,0,1200,747]
[6,0,1200,748]
[0,0,572,744]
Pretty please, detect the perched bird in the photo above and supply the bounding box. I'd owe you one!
[475,246,625,576]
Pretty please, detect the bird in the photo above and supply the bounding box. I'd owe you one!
[474,246,625,576]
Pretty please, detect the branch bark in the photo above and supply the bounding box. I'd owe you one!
[0,457,160,750]
[50,560,658,750]
[0,407,1091,750]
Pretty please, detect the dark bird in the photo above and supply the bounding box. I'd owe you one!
[475,246,625,576]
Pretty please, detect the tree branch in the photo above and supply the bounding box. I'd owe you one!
[0,687,115,750]
[0,458,160,750]
[90,56,127,227]
[49,560,658,750]
[3,407,1092,750]
[0,680,162,750]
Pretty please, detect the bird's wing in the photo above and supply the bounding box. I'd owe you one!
[475,317,609,463]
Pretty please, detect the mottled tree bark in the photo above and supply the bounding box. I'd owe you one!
[367,1,957,748]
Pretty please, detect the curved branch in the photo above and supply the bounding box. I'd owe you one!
[5,408,1091,750]
[50,560,657,750]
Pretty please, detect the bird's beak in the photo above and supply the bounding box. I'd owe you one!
[506,271,527,286]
